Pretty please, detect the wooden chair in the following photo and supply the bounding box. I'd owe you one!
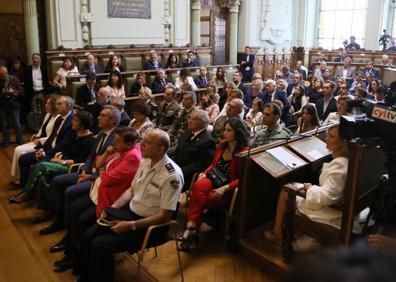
[68,163,84,174]
[282,139,386,261]
[224,187,239,251]
[184,172,199,216]
[132,203,184,281]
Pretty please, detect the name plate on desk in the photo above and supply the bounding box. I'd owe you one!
[287,136,330,162]
[251,146,307,178]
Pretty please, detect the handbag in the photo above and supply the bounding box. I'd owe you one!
[206,166,230,188]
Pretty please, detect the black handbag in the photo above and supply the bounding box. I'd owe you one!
[206,166,230,188]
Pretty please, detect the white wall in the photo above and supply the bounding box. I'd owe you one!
[46,0,191,48]
[238,0,293,52]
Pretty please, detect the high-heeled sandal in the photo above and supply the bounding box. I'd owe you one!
[177,227,198,251]
[8,191,31,204]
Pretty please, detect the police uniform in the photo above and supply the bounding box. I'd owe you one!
[252,122,291,147]
[78,155,184,282]
[130,155,184,217]
[153,100,180,131]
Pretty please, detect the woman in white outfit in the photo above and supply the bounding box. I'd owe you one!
[265,125,349,241]
[10,94,60,181]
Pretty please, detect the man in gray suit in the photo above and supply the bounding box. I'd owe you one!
[335,57,354,80]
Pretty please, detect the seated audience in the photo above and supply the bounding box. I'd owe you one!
[172,110,216,191]
[276,78,288,92]
[129,72,147,97]
[281,65,293,83]
[368,79,380,97]
[288,84,308,124]
[251,103,291,147]
[178,118,249,250]
[198,91,220,124]
[138,86,157,119]
[211,67,228,92]
[355,87,370,100]
[51,57,79,91]
[307,77,323,104]
[361,61,380,79]
[334,57,353,80]
[75,129,183,281]
[286,72,304,96]
[84,87,111,133]
[264,125,348,242]
[295,103,321,134]
[110,97,130,126]
[153,86,180,131]
[294,60,308,80]
[175,68,198,90]
[245,98,264,135]
[165,52,180,69]
[244,79,264,108]
[10,94,59,181]
[194,66,210,89]
[218,87,244,119]
[323,96,351,125]
[80,53,102,74]
[232,71,248,97]
[104,55,124,73]
[349,71,364,93]
[17,96,75,187]
[314,60,327,79]
[145,51,164,70]
[39,106,119,235]
[76,72,98,108]
[374,85,387,103]
[53,127,142,273]
[129,101,154,138]
[106,70,125,99]
[9,111,94,205]
[335,81,354,100]
[262,79,291,123]
[151,68,172,94]
[316,81,337,122]
[334,49,347,62]
[182,50,200,67]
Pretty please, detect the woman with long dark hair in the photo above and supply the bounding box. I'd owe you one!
[178,117,250,250]
[106,70,125,99]
[295,103,321,134]
[104,55,124,73]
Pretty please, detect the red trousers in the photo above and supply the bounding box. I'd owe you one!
[187,177,232,226]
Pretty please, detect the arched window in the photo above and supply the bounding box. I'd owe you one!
[318,0,368,50]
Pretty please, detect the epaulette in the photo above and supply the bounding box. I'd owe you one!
[165,163,175,173]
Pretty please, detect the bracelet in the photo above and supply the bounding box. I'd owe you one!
[130,221,136,231]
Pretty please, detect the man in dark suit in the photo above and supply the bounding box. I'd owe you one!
[145,51,164,70]
[334,49,347,62]
[40,105,120,236]
[18,96,75,187]
[172,109,216,192]
[346,36,361,50]
[75,72,98,108]
[286,72,305,96]
[361,61,380,79]
[182,50,200,67]
[316,81,337,121]
[23,53,49,129]
[233,71,248,97]
[151,68,171,94]
[110,97,130,126]
[262,79,291,123]
[80,53,102,74]
[194,66,210,89]
[239,46,255,82]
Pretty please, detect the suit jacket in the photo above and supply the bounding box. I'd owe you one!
[262,89,291,122]
[119,111,131,126]
[75,84,99,107]
[239,54,255,81]
[151,78,171,94]
[129,83,146,97]
[244,88,265,108]
[23,64,49,100]
[361,67,380,79]
[316,97,337,121]
[182,59,200,68]
[172,129,216,190]
[81,129,116,174]
[80,63,102,74]
[43,112,74,156]
[334,66,354,79]
[0,75,23,108]
[194,76,209,89]
[145,61,164,70]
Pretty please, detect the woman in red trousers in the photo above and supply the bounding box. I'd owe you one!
[178,117,250,250]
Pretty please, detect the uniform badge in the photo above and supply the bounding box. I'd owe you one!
[170,179,180,189]
[165,163,175,173]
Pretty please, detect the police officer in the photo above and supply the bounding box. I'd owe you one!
[75,129,184,282]
[153,86,180,131]
[252,102,291,147]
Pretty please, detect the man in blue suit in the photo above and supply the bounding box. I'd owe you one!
[80,53,102,74]
[39,105,120,236]
[239,46,255,82]
[316,81,337,121]
[151,68,172,94]
[262,79,291,123]
[145,51,164,70]
[361,61,380,80]
[182,50,200,67]
[194,66,210,89]
[18,96,75,187]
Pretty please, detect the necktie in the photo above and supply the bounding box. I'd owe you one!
[90,88,96,102]
[96,133,107,154]
[161,80,166,87]
[90,66,95,74]
[204,77,207,85]
[44,116,63,148]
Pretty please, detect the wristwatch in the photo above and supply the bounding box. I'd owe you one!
[130,221,136,231]
[62,161,67,165]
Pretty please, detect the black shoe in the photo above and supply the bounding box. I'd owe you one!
[9,180,20,186]
[54,257,76,272]
[50,242,66,253]
[32,211,53,224]
[40,221,65,235]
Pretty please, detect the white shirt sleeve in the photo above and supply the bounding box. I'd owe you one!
[160,175,183,211]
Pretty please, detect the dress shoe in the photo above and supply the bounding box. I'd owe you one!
[54,257,76,272]
[32,211,53,224]
[50,242,66,253]
[9,180,20,186]
[40,221,65,235]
